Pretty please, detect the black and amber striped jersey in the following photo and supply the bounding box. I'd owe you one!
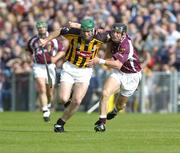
[60,28,110,68]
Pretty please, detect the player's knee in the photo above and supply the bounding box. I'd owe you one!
[102,89,111,99]
[116,97,128,110]
[38,87,46,93]
[38,89,47,95]
[59,95,69,104]
[117,103,126,110]
[72,98,81,106]
[46,92,52,98]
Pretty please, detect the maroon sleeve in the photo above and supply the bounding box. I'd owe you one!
[27,38,34,55]
[57,40,64,52]
[112,40,130,64]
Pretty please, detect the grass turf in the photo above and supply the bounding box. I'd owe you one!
[0,112,180,153]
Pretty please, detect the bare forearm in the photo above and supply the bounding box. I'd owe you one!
[68,21,81,29]
[51,51,65,63]
[46,30,61,42]
[88,57,122,70]
[104,59,122,70]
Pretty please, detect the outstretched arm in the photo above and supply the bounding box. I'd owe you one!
[88,57,122,70]
[39,29,61,47]
[68,21,81,29]
[39,21,80,47]
[51,38,69,63]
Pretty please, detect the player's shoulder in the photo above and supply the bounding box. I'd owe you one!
[94,30,111,43]
[28,35,39,43]
[119,35,133,52]
[51,38,58,43]
[51,38,59,48]
[121,35,131,45]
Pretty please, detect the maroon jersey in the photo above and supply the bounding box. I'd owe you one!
[27,34,64,64]
[111,34,142,73]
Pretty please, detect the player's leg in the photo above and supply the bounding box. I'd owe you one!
[56,83,89,128]
[54,62,92,133]
[54,67,74,132]
[64,92,73,108]
[62,82,89,120]
[116,95,128,111]
[46,64,57,110]
[33,64,54,122]
[61,66,93,121]
[35,77,50,121]
[107,72,142,120]
[54,82,88,132]
[94,76,120,132]
[54,81,73,132]
[107,94,128,120]
[46,85,54,109]
[59,82,73,105]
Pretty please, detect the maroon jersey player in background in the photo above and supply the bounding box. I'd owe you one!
[27,20,68,122]
[88,23,142,132]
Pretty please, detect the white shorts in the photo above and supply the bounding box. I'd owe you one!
[110,70,142,97]
[33,63,56,85]
[60,61,93,84]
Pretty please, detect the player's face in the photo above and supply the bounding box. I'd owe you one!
[111,31,122,42]
[81,30,94,41]
[37,27,47,38]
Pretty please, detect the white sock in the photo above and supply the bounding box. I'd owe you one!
[43,110,50,117]
[100,115,107,118]
[42,105,48,111]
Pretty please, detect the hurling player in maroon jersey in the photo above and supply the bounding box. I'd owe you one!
[88,23,142,132]
[27,20,68,122]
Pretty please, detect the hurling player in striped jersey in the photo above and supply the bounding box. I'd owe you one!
[39,17,110,132]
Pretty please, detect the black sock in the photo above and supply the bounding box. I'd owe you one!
[56,118,65,125]
[64,99,71,108]
[99,117,106,124]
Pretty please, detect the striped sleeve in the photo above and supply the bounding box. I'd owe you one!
[27,35,38,54]
[60,27,81,36]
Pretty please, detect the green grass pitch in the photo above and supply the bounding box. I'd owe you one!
[0,112,180,153]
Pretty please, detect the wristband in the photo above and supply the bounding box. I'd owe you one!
[99,58,106,64]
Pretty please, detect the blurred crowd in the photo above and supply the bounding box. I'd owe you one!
[0,0,180,111]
